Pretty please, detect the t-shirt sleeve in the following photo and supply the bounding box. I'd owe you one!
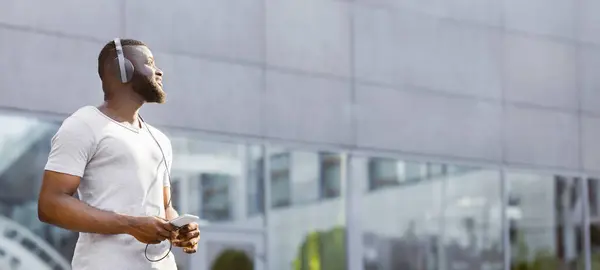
[45,117,96,178]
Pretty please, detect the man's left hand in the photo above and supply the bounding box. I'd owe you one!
[172,223,200,254]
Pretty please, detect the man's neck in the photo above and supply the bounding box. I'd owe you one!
[99,96,144,125]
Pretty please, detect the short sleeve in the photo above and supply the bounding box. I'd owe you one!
[45,117,96,177]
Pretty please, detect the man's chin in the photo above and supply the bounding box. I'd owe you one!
[145,97,166,104]
[144,91,166,104]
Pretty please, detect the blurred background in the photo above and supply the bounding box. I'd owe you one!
[0,0,600,270]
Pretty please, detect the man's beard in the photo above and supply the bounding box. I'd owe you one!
[131,72,166,103]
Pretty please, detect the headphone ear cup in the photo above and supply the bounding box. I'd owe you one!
[113,57,135,83]
[123,58,135,82]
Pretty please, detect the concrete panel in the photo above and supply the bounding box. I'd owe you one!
[353,6,403,86]
[580,45,600,114]
[141,55,263,136]
[444,0,503,26]
[0,29,103,114]
[355,84,502,160]
[503,33,578,110]
[437,21,503,99]
[355,0,501,26]
[266,0,351,77]
[583,116,600,172]
[264,70,353,145]
[504,105,579,169]
[504,0,576,39]
[580,0,600,44]
[353,6,502,99]
[354,0,445,18]
[0,0,121,41]
[126,0,264,63]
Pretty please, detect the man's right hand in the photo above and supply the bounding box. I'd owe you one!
[126,216,176,244]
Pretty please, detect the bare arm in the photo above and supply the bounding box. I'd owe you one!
[164,186,179,221]
[38,170,135,235]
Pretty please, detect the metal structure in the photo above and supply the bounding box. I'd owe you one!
[0,215,71,270]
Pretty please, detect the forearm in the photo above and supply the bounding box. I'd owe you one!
[38,193,134,235]
[165,206,179,221]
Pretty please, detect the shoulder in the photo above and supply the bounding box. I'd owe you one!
[144,122,172,150]
[53,106,109,143]
[57,106,98,134]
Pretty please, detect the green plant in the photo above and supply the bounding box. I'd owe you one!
[211,249,253,270]
[293,226,346,270]
[511,233,584,270]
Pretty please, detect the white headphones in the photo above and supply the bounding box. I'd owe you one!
[114,38,135,83]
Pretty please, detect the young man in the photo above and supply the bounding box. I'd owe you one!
[37,38,200,270]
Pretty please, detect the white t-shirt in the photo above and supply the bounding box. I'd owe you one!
[44,106,178,270]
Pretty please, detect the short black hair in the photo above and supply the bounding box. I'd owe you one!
[97,38,147,80]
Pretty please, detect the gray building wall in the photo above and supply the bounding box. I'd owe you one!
[1,0,599,173]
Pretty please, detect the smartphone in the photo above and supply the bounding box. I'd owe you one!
[169,214,200,228]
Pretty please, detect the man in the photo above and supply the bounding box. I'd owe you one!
[37,38,200,270]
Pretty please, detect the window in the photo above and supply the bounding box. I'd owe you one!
[200,173,232,221]
[356,155,503,270]
[586,177,600,269]
[268,148,346,270]
[247,154,265,216]
[320,153,342,199]
[508,172,584,269]
[168,136,265,227]
[270,152,292,208]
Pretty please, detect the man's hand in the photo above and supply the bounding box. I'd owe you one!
[172,223,200,254]
[127,216,177,245]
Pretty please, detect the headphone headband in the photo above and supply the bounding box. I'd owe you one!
[114,38,128,83]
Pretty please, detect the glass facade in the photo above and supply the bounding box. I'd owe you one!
[354,156,503,270]
[0,111,598,270]
[0,115,73,270]
[166,136,265,228]
[507,173,585,270]
[267,148,345,270]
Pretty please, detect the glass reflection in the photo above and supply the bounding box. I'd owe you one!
[320,153,342,199]
[247,151,265,217]
[507,173,584,270]
[168,136,265,227]
[269,149,343,208]
[356,156,503,270]
[443,167,503,270]
[268,148,345,270]
[586,178,600,268]
[0,114,73,270]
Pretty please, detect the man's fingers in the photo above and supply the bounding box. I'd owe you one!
[181,241,193,248]
[177,230,199,240]
[178,223,198,233]
[180,239,198,247]
[185,231,200,240]
[178,238,198,248]
[183,247,197,254]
